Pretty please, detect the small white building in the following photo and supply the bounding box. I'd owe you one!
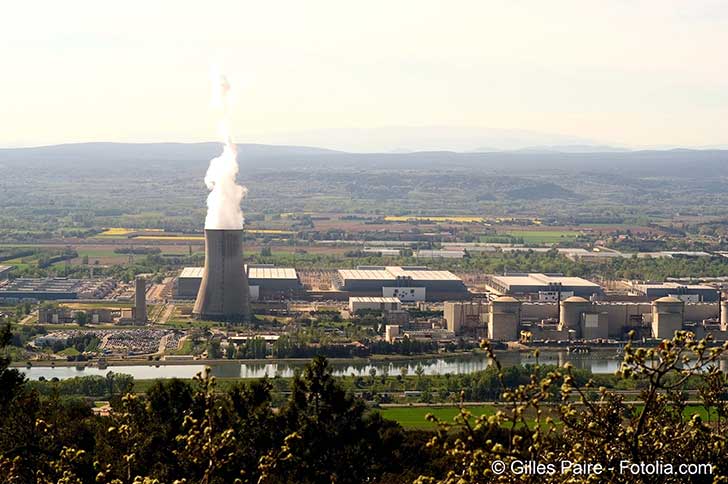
[349,296,402,313]
[385,325,400,343]
[383,287,426,302]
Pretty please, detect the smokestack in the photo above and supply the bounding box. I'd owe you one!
[193,229,250,322]
[134,275,147,324]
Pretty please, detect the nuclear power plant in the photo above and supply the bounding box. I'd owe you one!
[445,295,728,342]
[193,229,251,322]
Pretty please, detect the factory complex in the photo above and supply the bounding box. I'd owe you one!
[444,295,728,343]
[177,264,467,302]
[0,277,116,302]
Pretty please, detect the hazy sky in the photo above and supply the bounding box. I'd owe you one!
[2,1,727,150]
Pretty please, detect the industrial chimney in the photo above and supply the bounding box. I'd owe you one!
[193,229,250,322]
[134,275,147,324]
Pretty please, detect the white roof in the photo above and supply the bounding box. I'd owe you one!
[491,273,599,288]
[338,266,461,282]
[180,266,298,280]
[339,269,395,281]
[180,267,204,278]
[349,297,401,303]
[636,282,715,290]
[248,267,298,280]
[386,266,461,281]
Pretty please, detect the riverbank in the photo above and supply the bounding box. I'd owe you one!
[11,349,490,368]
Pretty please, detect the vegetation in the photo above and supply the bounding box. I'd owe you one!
[2,325,728,482]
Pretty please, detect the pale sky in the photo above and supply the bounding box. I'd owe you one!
[2,1,727,151]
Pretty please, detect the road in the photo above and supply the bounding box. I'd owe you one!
[157,303,175,324]
[158,334,169,354]
[20,314,35,325]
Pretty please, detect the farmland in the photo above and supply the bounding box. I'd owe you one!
[379,405,496,430]
[384,216,485,223]
[505,229,581,244]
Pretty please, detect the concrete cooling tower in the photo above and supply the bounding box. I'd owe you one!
[193,229,251,322]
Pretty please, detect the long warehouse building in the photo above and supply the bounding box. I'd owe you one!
[0,278,116,301]
[334,266,468,301]
[486,273,603,299]
[178,265,303,300]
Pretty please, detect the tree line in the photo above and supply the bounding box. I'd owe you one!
[3,323,728,482]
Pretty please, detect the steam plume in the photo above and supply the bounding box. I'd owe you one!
[204,74,247,230]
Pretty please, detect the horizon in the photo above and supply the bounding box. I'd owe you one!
[2,136,728,154]
[2,1,728,150]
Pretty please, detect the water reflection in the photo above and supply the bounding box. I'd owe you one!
[20,350,628,381]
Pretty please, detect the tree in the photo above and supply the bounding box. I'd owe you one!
[207,340,222,359]
[261,356,400,484]
[416,332,728,483]
[75,311,89,326]
[0,324,25,411]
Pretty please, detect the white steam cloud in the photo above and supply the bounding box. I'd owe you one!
[204,74,247,230]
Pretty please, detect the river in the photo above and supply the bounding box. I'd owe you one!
[18,350,629,380]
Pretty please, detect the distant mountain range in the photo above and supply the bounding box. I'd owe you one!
[1,142,727,178]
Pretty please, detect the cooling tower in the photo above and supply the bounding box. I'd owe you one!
[193,229,250,322]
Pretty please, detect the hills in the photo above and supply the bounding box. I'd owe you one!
[1,142,727,178]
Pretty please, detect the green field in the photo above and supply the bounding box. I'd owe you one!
[75,248,119,257]
[379,404,716,430]
[378,405,496,430]
[505,230,580,244]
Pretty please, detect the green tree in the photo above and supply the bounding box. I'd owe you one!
[416,332,728,483]
[207,340,222,359]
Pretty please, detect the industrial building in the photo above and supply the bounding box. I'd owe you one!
[248,265,304,299]
[444,295,728,342]
[0,278,116,302]
[486,273,603,299]
[385,324,455,343]
[349,297,402,313]
[632,282,719,302]
[178,267,205,298]
[444,300,489,337]
[38,307,113,324]
[415,249,466,259]
[178,265,303,300]
[334,266,468,301]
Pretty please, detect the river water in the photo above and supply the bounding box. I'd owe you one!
[19,350,629,381]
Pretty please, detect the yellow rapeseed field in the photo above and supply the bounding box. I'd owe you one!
[384,216,484,223]
[99,228,164,236]
[135,236,204,241]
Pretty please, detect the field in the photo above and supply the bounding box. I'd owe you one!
[247,229,296,235]
[384,216,485,223]
[378,404,716,430]
[98,228,165,236]
[504,229,580,244]
[379,405,496,430]
[134,236,204,241]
